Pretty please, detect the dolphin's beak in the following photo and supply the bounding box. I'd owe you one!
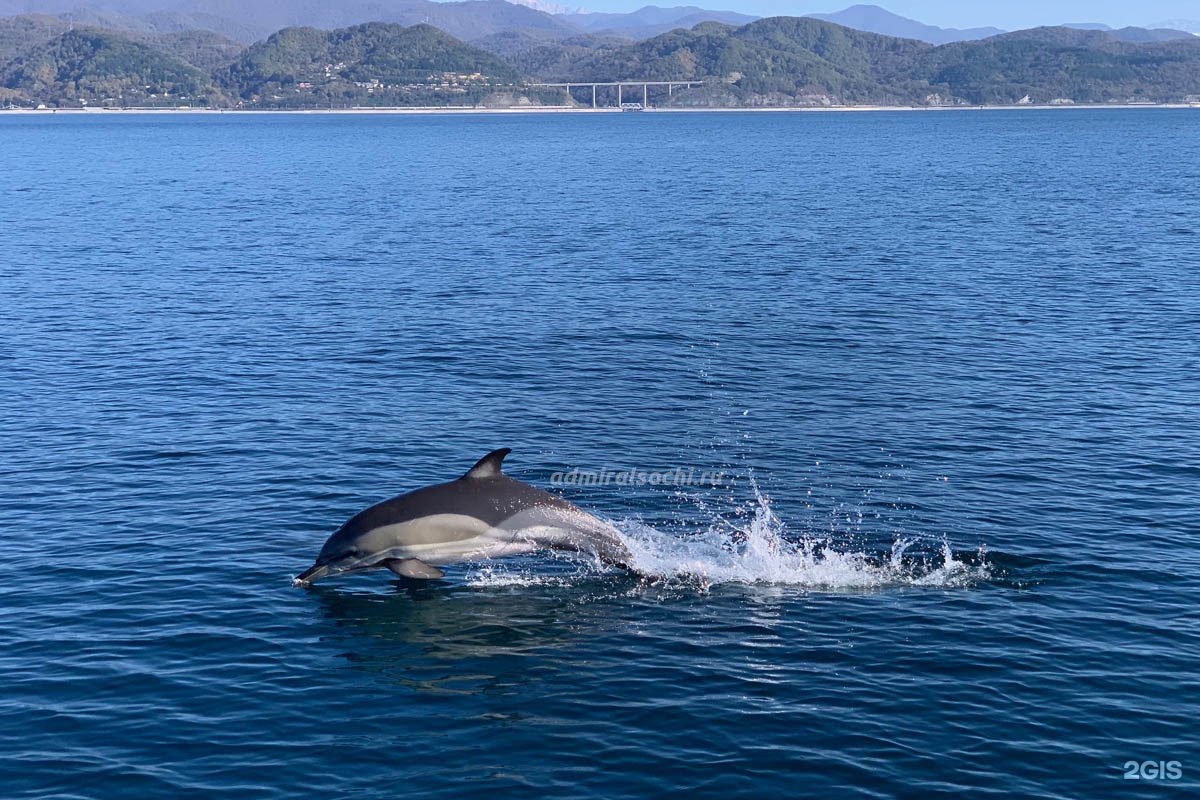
[292,563,330,587]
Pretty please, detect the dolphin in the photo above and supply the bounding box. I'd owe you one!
[293,448,635,585]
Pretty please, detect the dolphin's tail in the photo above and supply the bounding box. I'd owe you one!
[594,536,636,572]
[571,518,637,573]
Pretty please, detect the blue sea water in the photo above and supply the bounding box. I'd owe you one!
[1,109,1198,798]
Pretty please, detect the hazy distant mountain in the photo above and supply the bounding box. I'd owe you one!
[805,4,1003,45]
[1150,19,1200,35]
[150,27,243,70]
[509,0,584,14]
[562,5,757,39]
[471,28,625,77]
[0,11,243,67]
[3,2,1199,46]
[0,1,76,12]
[0,1,760,49]
[1049,23,1194,43]
[0,1,578,42]
[57,7,261,41]
[1106,27,1196,43]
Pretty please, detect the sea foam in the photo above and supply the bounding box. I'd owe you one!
[467,488,989,591]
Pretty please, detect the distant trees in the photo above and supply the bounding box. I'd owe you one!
[0,29,219,106]
[544,17,1200,106]
[1,16,1199,108]
[221,23,520,106]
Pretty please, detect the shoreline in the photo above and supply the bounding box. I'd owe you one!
[1,103,1197,115]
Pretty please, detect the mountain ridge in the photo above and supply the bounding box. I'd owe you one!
[3,16,1200,109]
[3,3,1196,48]
[806,5,1003,45]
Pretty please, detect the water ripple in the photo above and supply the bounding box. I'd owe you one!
[1,111,1197,798]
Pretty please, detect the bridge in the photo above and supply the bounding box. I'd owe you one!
[530,81,706,109]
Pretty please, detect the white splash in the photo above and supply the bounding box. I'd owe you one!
[466,489,989,591]
[618,489,987,590]
[464,564,582,588]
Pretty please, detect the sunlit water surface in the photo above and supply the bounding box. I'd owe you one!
[1,110,1198,798]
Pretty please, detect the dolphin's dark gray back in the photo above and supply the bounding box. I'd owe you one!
[334,473,580,537]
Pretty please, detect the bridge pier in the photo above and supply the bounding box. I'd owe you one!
[530,81,704,110]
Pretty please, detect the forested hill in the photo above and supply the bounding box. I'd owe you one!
[546,18,935,105]
[537,17,1200,105]
[920,27,1200,105]
[2,15,1199,109]
[0,29,221,106]
[222,23,521,107]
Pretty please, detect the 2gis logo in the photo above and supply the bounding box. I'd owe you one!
[1122,760,1183,781]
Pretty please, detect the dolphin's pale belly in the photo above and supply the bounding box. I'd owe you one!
[404,527,562,565]
[359,510,616,567]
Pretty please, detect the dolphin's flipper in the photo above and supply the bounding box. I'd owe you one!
[385,558,446,580]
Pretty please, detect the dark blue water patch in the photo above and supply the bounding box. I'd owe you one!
[1,110,1199,798]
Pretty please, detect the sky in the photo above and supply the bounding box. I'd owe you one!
[573,1,1199,30]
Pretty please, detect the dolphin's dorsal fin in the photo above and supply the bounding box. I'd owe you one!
[463,448,512,480]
